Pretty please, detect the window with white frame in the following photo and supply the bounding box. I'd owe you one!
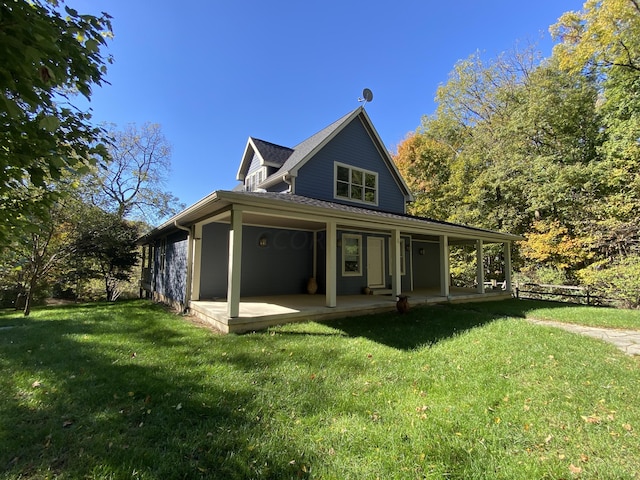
[342,234,362,276]
[335,163,377,204]
[246,168,265,192]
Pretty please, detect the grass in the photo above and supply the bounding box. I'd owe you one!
[448,299,640,330]
[0,299,639,479]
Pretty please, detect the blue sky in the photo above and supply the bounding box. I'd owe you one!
[71,0,585,211]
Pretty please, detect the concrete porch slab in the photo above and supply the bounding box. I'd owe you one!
[189,288,511,333]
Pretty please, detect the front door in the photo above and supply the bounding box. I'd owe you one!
[367,236,385,288]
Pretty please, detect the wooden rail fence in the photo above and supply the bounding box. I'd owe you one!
[515,283,597,305]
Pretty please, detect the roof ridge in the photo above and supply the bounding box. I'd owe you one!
[250,137,294,151]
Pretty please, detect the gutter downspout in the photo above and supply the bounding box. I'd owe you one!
[283,174,294,193]
[174,221,193,314]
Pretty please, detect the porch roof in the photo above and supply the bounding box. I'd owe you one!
[137,190,523,245]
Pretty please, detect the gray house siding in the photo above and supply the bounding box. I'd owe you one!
[294,118,406,213]
[412,241,441,289]
[199,222,314,298]
[248,153,261,174]
[154,231,188,304]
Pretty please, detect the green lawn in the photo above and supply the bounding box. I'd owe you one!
[1,299,639,479]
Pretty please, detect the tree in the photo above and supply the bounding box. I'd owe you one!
[0,0,113,245]
[83,123,183,224]
[393,131,455,220]
[6,188,81,315]
[551,0,640,74]
[74,208,140,301]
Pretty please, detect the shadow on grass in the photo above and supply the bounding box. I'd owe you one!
[0,301,299,479]
[0,298,589,479]
[306,298,585,350]
[313,304,498,350]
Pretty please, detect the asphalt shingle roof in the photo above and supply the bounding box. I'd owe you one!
[231,191,514,238]
[268,109,358,179]
[250,138,294,166]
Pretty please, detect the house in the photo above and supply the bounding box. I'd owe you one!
[137,106,522,332]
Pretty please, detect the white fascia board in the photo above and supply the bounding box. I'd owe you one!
[236,139,255,181]
[237,137,272,181]
[358,108,414,203]
[216,191,523,243]
[287,107,364,178]
[136,191,227,243]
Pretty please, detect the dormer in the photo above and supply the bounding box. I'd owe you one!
[235,107,413,213]
[236,137,294,192]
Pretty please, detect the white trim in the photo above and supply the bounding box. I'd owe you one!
[341,233,362,276]
[326,221,337,307]
[389,237,407,276]
[334,162,379,206]
[227,208,243,318]
[245,167,266,192]
[367,236,386,288]
[440,235,450,297]
[139,190,524,246]
[191,223,203,301]
[356,109,414,204]
[390,229,401,296]
[476,239,485,294]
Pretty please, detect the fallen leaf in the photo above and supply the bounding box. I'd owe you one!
[62,420,73,428]
[176,403,182,410]
[581,415,601,424]
[31,380,42,388]
[623,423,633,431]
[569,463,582,474]
[580,454,589,462]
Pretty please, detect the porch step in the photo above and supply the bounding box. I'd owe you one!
[371,288,393,296]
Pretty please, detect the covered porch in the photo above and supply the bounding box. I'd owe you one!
[190,287,512,333]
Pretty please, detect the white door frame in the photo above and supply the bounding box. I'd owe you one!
[367,236,386,288]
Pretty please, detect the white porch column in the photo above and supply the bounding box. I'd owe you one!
[439,235,450,297]
[504,241,512,292]
[476,239,485,294]
[191,223,203,301]
[227,208,243,318]
[325,221,337,308]
[391,229,402,297]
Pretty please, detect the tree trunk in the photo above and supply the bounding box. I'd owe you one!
[23,276,38,316]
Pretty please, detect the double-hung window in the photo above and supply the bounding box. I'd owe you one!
[342,234,362,276]
[246,168,265,192]
[335,163,377,205]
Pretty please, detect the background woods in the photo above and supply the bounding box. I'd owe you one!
[393,0,640,307]
[2,0,640,311]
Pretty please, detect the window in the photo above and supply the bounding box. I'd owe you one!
[335,163,377,204]
[342,234,362,276]
[246,168,265,192]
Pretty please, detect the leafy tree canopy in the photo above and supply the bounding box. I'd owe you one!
[0,0,113,245]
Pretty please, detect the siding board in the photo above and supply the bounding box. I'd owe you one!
[295,117,406,213]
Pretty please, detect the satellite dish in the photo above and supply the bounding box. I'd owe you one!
[358,88,374,105]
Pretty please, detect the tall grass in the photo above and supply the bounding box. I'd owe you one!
[1,300,639,479]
